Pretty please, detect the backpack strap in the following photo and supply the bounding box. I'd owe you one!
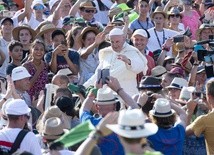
[10,130,29,154]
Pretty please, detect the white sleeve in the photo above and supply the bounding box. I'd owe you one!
[126,49,148,75]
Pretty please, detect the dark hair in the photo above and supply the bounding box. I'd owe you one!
[121,137,143,144]
[31,39,45,51]
[66,26,82,48]
[138,0,149,4]
[150,113,176,128]
[82,30,97,47]
[206,79,214,97]
[8,40,23,52]
[56,87,73,99]
[7,114,21,121]
[51,29,66,40]
[55,96,77,117]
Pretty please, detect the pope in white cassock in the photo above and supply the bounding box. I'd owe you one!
[84,28,148,96]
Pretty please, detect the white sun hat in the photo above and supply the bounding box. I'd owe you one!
[11,66,31,81]
[150,98,175,117]
[106,109,158,138]
[166,77,188,90]
[94,86,118,105]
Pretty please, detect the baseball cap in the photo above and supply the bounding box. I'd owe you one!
[5,99,31,115]
[132,29,150,38]
[11,66,31,81]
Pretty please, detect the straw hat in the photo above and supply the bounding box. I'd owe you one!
[36,23,56,38]
[138,76,162,90]
[151,66,167,79]
[108,7,122,19]
[166,77,188,90]
[42,117,69,140]
[150,98,175,117]
[12,24,36,41]
[94,87,118,105]
[175,86,195,104]
[151,6,167,19]
[36,106,70,134]
[167,7,182,18]
[79,1,96,9]
[106,109,158,138]
[78,27,99,46]
[196,24,214,40]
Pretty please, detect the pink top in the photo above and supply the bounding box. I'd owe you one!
[25,61,49,99]
[181,10,200,40]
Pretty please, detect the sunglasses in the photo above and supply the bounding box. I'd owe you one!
[170,14,180,18]
[84,9,96,13]
[33,5,44,10]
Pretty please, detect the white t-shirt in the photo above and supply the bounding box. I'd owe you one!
[0,128,42,155]
[147,27,179,56]
[0,37,10,78]
[23,14,45,30]
[93,0,113,25]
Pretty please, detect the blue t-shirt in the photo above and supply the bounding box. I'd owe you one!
[129,18,154,31]
[44,49,79,72]
[147,124,185,155]
[80,111,125,155]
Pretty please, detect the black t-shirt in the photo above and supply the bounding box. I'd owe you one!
[6,63,18,75]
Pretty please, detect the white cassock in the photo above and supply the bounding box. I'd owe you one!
[84,42,148,96]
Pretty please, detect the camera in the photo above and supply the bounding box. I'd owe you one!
[173,35,184,43]
[196,35,214,62]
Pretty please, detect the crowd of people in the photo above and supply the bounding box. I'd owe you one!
[0,0,213,154]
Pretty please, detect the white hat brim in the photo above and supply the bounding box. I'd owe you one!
[106,123,158,138]
[150,109,175,117]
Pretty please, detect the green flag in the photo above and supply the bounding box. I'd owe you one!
[55,120,95,148]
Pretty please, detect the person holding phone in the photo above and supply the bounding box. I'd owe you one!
[44,29,79,75]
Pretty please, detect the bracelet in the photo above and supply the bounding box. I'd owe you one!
[116,88,123,94]
[193,63,199,66]
[2,98,7,101]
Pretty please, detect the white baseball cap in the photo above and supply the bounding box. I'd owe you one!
[5,99,31,115]
[132,29,150,38]
[11,66,31,81]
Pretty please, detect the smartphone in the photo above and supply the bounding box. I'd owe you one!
[97,69,102,83]
[101,69,110,85]
[173,35,184,43]
[194,92,203,99]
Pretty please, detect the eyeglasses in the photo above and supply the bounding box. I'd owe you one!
[33,4,44,10]
[170,14,180,18]
[83,9,96,13]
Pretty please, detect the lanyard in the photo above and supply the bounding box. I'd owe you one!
[137,18,149,29]
[154,28,165,48]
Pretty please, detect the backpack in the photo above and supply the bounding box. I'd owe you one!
[0,129,29,155]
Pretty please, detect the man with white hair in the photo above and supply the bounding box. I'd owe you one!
[84,28,148,96]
